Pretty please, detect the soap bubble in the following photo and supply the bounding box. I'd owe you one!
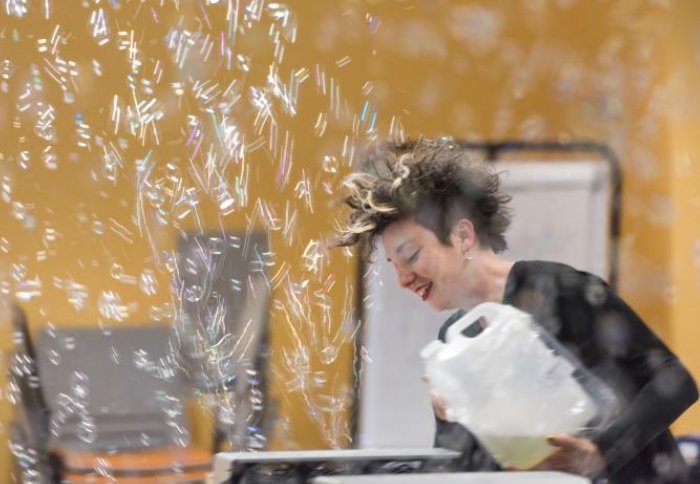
[0,59,15,80]
[77,417,97,444]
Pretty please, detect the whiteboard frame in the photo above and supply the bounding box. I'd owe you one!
[350,141,622,449]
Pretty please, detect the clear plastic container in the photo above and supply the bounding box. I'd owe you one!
[421,302,619,469]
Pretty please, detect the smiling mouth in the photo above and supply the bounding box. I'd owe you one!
[417,282,432,301]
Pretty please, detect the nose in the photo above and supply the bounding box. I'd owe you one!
[396,265,416,289]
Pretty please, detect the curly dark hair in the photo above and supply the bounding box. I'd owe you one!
[336,138,513,256]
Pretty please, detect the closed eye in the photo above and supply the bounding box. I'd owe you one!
[407,250,420,264]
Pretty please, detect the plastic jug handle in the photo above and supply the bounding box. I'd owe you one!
[420,339,445,361]
[445,302,503,342]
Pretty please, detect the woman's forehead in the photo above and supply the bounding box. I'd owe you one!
[382,218,421,238]
[381,219,433,247]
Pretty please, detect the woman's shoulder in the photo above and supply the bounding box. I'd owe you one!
[512,259,579,275]
[506,260,612,304]
[511,259,607,285]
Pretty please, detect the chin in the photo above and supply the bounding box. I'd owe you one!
[426,299,445,312]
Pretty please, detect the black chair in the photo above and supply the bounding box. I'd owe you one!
[34,323,212,482]
[8,304,54,483]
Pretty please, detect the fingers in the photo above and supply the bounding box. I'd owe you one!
[532,438,603,476]
[537,459,571,472]
[530,451,570,472]
[430,389,447,420]
[522,436,603,476]
[547,434,582,450]
[423,378,447,420]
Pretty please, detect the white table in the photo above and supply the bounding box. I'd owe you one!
[313,472,590,484]
[212,448,461,483]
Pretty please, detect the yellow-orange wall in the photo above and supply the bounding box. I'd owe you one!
[1,1,700,482]
[667,0,700,433]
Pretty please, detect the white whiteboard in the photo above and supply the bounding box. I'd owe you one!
[357,160,612,448]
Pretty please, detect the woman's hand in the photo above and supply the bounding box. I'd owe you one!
[422,376,448,420]
[530,434,605,477]
[430,389,448,420]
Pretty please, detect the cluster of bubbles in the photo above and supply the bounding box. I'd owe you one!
[49,371,96,445]
[0,0,385,464]
[3,3,692,484]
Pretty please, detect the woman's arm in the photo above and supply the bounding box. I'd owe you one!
[589,288,698,474]
[563,275,699,476]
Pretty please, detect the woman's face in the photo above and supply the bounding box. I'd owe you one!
[380,218,472,311]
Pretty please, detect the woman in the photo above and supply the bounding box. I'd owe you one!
[337,138,698,483]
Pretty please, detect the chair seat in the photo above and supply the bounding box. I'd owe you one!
[56,446,212,474]
[62,469,209,483]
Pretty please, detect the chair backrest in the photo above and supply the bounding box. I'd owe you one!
[35,324,189,451]
[175,232,269,391]
[174,232,272,451]
[228,273,270,448]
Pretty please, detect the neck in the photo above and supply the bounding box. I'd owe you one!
[460,252,515,310]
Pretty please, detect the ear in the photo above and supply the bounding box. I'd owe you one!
[453,218,477,251]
